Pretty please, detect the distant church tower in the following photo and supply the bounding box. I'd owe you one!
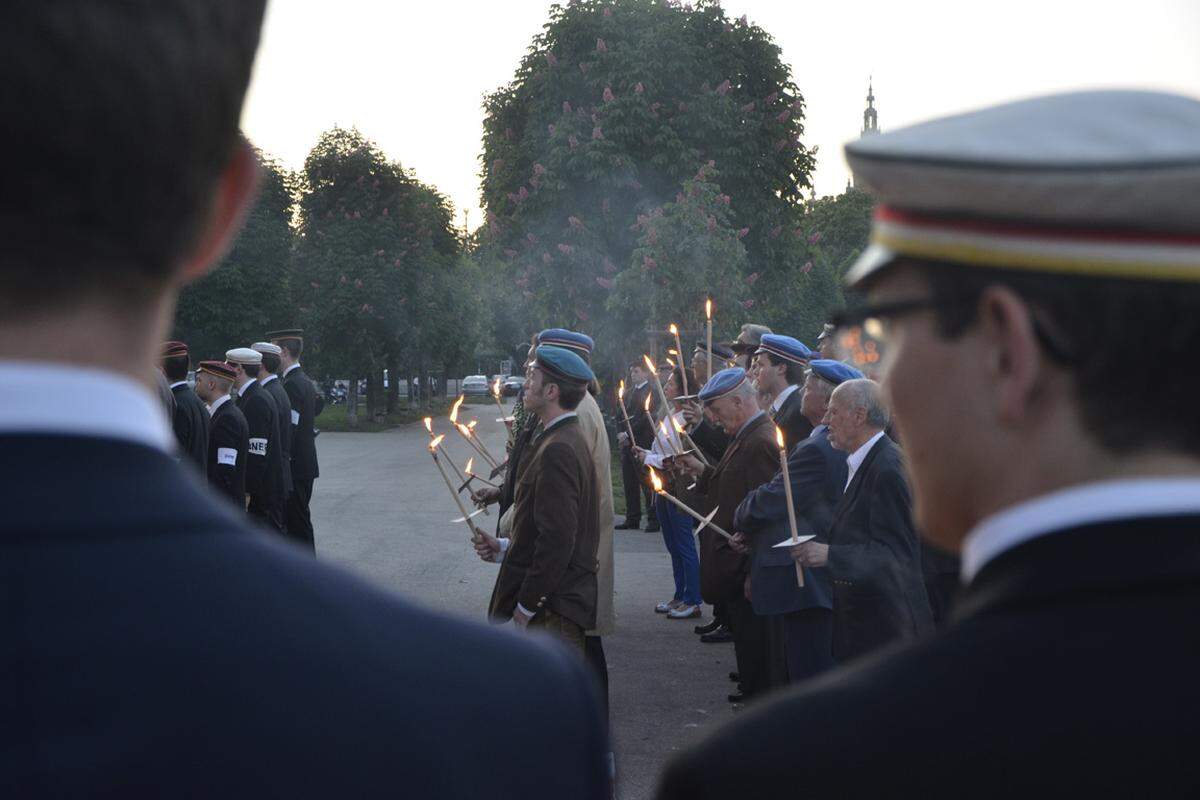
[849,79,880,191]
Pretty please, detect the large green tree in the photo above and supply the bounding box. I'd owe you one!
[477,0,830,368]
[173,152,295,360]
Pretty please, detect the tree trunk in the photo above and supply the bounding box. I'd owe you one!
[365,372,378,420]
[347,375,359,428]
[386,353,399,414]
[419,354,431,410]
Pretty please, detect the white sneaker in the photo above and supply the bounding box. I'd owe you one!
[667,604,701,619]
[655,600,681,613]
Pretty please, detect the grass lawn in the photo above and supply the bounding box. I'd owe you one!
[610,450,627,518]
[314,395,497,432]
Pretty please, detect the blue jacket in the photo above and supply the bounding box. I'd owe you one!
[733,425,847,615]
[0,433,607,798]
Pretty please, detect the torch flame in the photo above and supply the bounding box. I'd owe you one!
[669,323,679,336]
[705,298,713,319]
[423,416,432,433]
[775,425,785,449]
[643,354,655,372]
[666,357,676,368]
[456,423,471,437]
[492,378,501,398]
[450,395,464,423]
[618,379,625,400]
[672,416,685,433]
[429,434,446,450]
[467,419,478,431]
[465,457,474,474]
[668,348,679,356]
[648,467,664,493]
[644,394,652,412]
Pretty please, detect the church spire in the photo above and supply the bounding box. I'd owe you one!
[862,78,879,137]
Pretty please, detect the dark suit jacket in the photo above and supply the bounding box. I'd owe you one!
[733,425,846,616]
[170,382,209,471]
[236,380,285,515]
[770,386,812,451]
[489,416,600,630]
[695,413,779,605]
[0,434,607,798]
[624,381,656,449]
[283,365,319,481]
[261,375,294,494]
[656,514,1200,799]
[207,397,248,506]
[498,421,539,523]
[827,434,932,661]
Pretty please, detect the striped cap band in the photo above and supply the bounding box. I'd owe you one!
[847,205,1200,287]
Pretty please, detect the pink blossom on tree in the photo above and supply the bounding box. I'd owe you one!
[801,261,813,274]
[592,126,604,140]
[634,82,644,94]
[737,227,749,238]
[602,257,616,273]
[533,163,546,176]
[595,276,614,289]
[643,255,657,270]
[568,215,583,229]
[603,7,612,17]
[545,52,558,67]
[740,299,755,309]
[746,272,760,285]
[770,225,782,238]
[596,38,607,53]
[808,231,822,244]
[715,79,731,96]
[563,100,572,114]
[706,216,717,232]
[603,87,615,103]
[741,101,755,112]
[776,110,790,123]
[542,253,552,265]
[569,135,579,149]
[764,91,778,104]
[557,243,573,255]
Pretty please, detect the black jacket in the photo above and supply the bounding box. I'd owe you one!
[657,513,1200,799]
[283,365,320,481]
[260,375,294,494]
[169,381,209,471]
[826,434,932,661]
[236,380,285,517]
[624,381,656,449]
[688,418,730,463]
[769,386,812,451]
[206,396,248,506]
[0,433,607,798]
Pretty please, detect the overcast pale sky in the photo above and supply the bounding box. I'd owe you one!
[242,0,1200,228]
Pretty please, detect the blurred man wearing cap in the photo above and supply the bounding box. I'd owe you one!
[160,341,209,470]
[676,369,779,702]
[0,5,605,796]
[227,347,286,532]
[268,328,320,551]
[659,90,1200,798]
[482,345,601,657]
[617,360,657,532]
[195,360,248,507]
[252,341,293,538]
[816,323,838,360]
[752,334,815,450]
[728,323,772,370]
[731,360,860,687]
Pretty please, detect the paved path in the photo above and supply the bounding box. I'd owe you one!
[311,402,735,799]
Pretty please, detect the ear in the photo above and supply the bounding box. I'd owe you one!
[179,137,262,284]
[976,285,1043,425]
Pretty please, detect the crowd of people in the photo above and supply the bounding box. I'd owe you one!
[6,2,1200,797]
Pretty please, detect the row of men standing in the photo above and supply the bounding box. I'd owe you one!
[159,331,321,551]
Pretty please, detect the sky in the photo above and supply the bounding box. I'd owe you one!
[242,0,1200,229]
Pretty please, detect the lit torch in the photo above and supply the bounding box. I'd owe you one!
[424,416,466,483]
[427,434,483,542]
[669,323,689,395]
[491,377,513,423]
[705,298,713,382]
[776,425,805,588]
[649,467,730,540]
[617,379,636,441]
[644,353,709,466]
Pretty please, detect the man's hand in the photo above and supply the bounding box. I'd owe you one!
[730,531,750,555]
[471,486,501,509]
[743,573,753,601]
[791,541,829,567]
[633,446,649,465]
[673,453,704,478]
[680,400,702,426]
[473,529,503,562]
[512,605,533,629]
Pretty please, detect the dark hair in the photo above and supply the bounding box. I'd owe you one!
[162,354,189,382]
[913,258,1200,457]
[764,352,807,386]
[542,374,586,410]
[259,352,281,374]
[0,2,267,315]
[668,366,692,395]
[276,338,303,359]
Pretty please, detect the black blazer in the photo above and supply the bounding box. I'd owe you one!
[624,381,656,448]
[769,386,812,451]
[657,513,1200,798]
[207,397,248,506]
[826,435,932,661]
[733,425,846,615]
[236,380,285,514]
[170,382,209,471]
[0,433,607,798]
[283,365,320,481]
[261,375,294,494]
[688,417,730,463]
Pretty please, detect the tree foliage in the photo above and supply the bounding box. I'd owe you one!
[173,152,295,360]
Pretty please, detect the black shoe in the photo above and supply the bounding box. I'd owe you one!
[728,671,740,682]
[614,520,640,530]
[727,693,745,703]
[700,625,733,644]
[644,520,661,532]
[694,619,721,636]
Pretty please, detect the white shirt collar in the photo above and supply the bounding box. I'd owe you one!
[237,378,256,397]
[635,380,648,390]
[284,363,301,377]
[962,477,1200,583]
[770,383,800,414]
[0,361,173,453]
[542,411,578,432]
[208,393,232,415]
[168,380,188,390]
[845,429,886,489]
[809,423,827,438]
[261,374,278,385]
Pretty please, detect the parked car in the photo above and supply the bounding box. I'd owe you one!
[461,375,490,396]
[501,375,525,397]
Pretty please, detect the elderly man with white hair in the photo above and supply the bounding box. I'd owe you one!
[791,378,933,663]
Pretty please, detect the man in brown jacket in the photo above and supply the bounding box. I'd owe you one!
[676,367,780,701]
[482,345,601,654]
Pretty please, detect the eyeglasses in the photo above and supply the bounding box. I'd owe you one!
[831,296,1076,365]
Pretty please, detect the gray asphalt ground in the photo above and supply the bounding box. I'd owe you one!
[311,400,736,799]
